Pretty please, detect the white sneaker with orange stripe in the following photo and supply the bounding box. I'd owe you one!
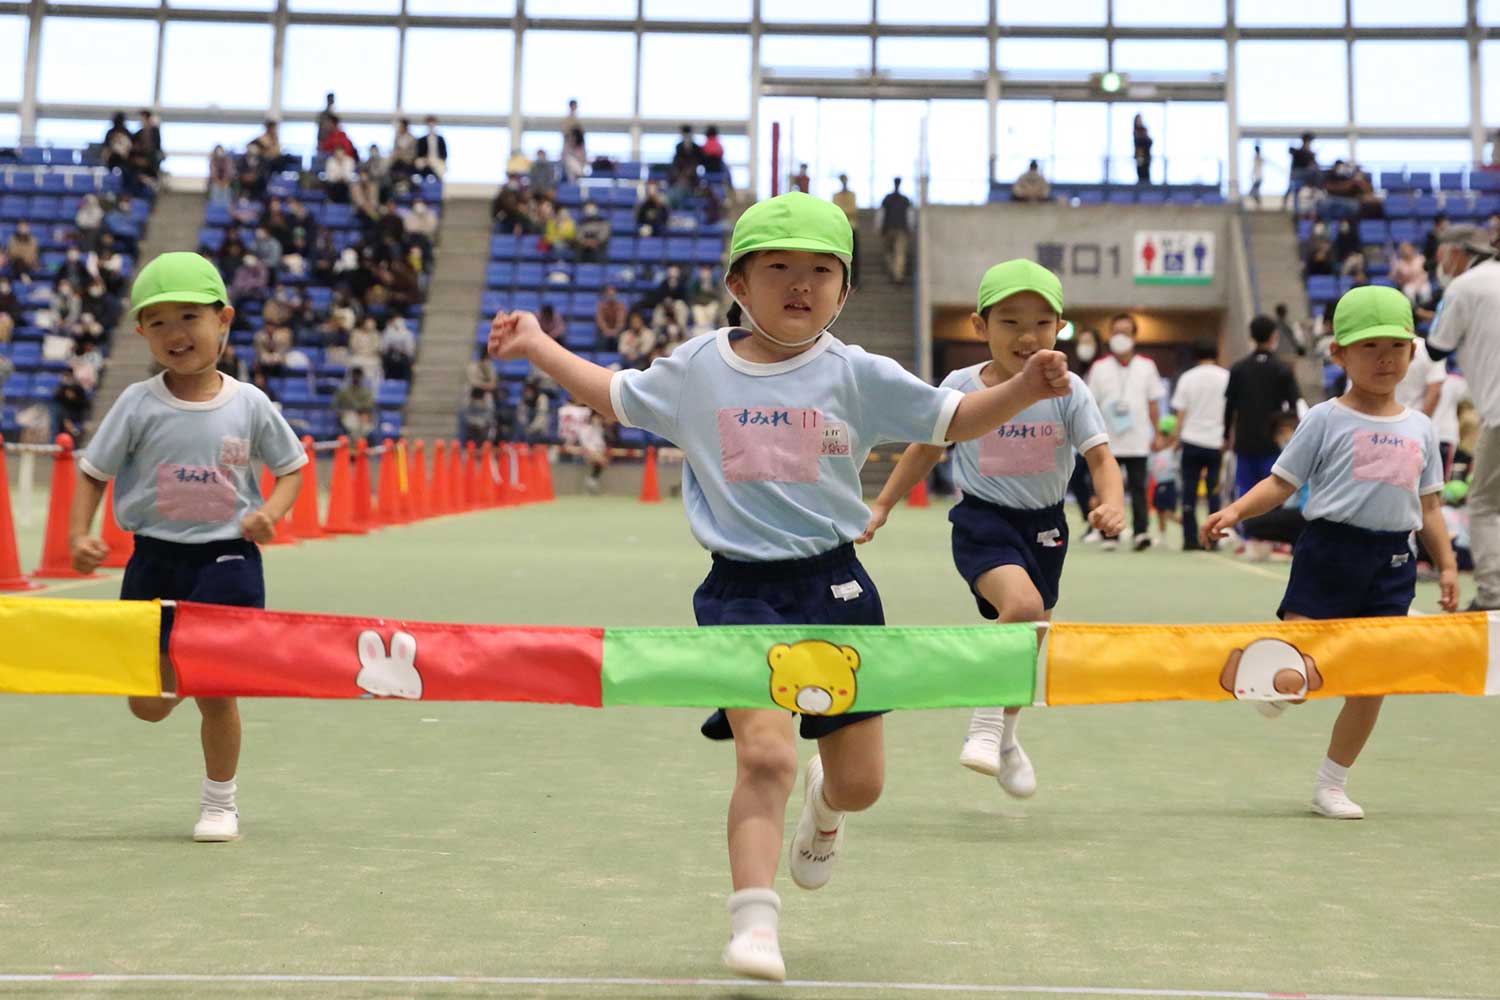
[788,755,844,891]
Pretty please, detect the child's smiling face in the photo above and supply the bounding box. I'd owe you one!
[728,250,847,347]
[136,301,233,376]
[973,290,1063,378]
[1332,336,1415,396]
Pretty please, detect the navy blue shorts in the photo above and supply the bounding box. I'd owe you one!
[1278,519,1415,620]
[694,543,886,741]
[121,536,266,652]
[949,494,1067,616]
[1153,481,1180,513]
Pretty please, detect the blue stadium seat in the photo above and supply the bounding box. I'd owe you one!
[1137,188,1168,205]
[1472,171,1500,192]
[376,382,409,406]
[8,172,37,193]
[1306,275,1339,300]
[17,148,46,166]
[1075,189,1105,204]
[556,183,582,206]
[204,203,232,226]
[516,261,546,287]
[665,237,695,262]
[1358,220,1388,244]
[497,358,531,378]
[692,238,722,265]
[607,237,637,261]
[1413,195,1441,216]
[512,291,541,312]
[1388,220,1421,244]
[481,291,507,315]
[1383,193,1415,217]
[1474,195,1500,218]
[1378,171,1408,191]
[0,195,26,221]
[574,263,605,289]
[321,203,354,228]
[637,236,665,261]
[28,196,61,222]
[564,327,595,349]
[486,261,515,288]
[306,286,333,311]
[474,320,492,344]
[1440,171,1466,192]
[39,173,67,193]
[1296,219,1313,242]
[1407,172,1433,193]
[609,209,635,234]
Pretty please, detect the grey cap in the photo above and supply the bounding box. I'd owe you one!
[1438,223,1497,259]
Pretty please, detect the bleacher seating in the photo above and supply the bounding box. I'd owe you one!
[988,181,1225,206]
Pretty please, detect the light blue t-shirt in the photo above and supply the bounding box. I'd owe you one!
[610,328,963,561]
[1149,447,1179,486]
[1270,398,1442,533]
[81,373,308,544]
[943,366,1109,510]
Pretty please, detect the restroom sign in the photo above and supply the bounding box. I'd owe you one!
[1134,231,1214,285]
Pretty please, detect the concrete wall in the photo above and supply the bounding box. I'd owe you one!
[925,203,1234,312]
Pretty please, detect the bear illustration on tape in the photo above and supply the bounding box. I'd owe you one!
[356,629,423,699]
[767,640,859,715]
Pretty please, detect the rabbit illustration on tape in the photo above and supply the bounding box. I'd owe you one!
[356,630,423,699]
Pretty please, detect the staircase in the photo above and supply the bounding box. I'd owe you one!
[838,209,918,372]
[1244,210,1324,398]
[91,190,205,420]
[405,197,492,442]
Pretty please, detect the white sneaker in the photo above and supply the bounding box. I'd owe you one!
[997,744,1037,798]
[1255,700,1288,719]
[1081,529,1103,544]
[193,804,240,842]
[1132,532,1153,552]
[723,926,786,982]
[1311,785,1364,820]
[1100,536,1119,552]
[958,731,1001,776]
[788,756,842,891]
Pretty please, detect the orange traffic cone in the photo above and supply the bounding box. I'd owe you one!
[98,481,135,568]
[907,477,930,508]
[396,440,415,522]
[479,442,497,507]
[352,439,374,531]
[463,441,479,510]
[35,434,99,579]
[431,440,450,515]
[533,444,554,502]
[410,440,429,519]
[639,446,661,503]
[0,446,40,590]
[291,437,326,539]
[512,444,531,503]
[259,466,296,545]
[323,437,364,534]
[448,440,463,511]
[376,438,401,526]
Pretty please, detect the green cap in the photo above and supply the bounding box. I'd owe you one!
[1332,285,1414,346]
[130,251,228,316]
[1157,414,1179,435]
[977,259,1064,316]
[729,192,853,268]
[1442,479,1469,505]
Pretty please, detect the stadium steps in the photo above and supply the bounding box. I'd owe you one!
[404,197,494,443]
[89,190,205,431]
[1244,210,1323,399]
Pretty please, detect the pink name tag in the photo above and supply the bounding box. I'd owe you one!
[1350,430,1423,489]
[718,407,822,483]
[978,422,1063,477]
[156,464,237,523]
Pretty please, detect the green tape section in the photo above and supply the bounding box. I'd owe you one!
[602,625,1037,711]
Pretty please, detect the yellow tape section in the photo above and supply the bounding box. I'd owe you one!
[1046,613,1489,706]
[0,597,161,696]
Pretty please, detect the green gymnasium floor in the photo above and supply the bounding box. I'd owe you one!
[1,496,1495,1000]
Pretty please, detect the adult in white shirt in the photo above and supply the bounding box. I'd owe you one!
[1426,224,1500,608]
[1394,337,1444,416]
[1431,369,1468,477]
[1170,342,1230,550]
[1087,313,1165,550]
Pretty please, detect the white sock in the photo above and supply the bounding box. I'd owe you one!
[1315,757,1350,790]
[1000,711,1020,753]
[967,707,1004,739]
[727,888,780,938]
[810,780,844,832]
[202,777,237,811]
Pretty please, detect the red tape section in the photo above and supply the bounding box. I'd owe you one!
[169,602,605,705]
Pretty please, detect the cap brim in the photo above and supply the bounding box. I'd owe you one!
[131,290,224,316]
[978,284,1064,315]
[1334,324,1415,346]
[728,236,853,267]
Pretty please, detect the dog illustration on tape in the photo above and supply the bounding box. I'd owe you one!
[356,630,423,699]
[1220,638,1323,718]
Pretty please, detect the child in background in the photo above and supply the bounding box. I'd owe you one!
[67,252,306,842]
[1149,414,1181,542]
[1203,286,1457,819]
[860,260,1124,797]
[488,193,1071,981]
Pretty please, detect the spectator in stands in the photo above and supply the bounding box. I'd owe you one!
[1304,242,1335,277]
[880,177,912,283]
[230,195,261,227]
[1011,159,1050,202]
[1424,214,1449,277]
[506,149,530,180]
[537,303,566,343]
[253,226,283,272]
[54,246,90,290]
[365,144,391,192]
[236,148,268,200]
[1322,160,1374,217]
[319,116,358,161]
[323,145,356,203]
[701,126,725,174]
[689,265,719,332]
[673,125,701,184]
[1272,302,1304,357]
[216,338,246,381]
[53,369,90,440]
[402,198,439,259]
[373,252,421,314]
[0,351,11,406]
[349,316,383,384]
[130,109,163,189]
[335,368,375,442]
[467,344,498,402]
[595,284,627,347]
[350,172,382,228]
[249,119,281,163]
[207,147,234,208]
[6,222,39,276]
[1332,219,1361,267]
[618,310,649,366]
[830,174,859,286]
[0,278,19,344]
[1248,143,1264,208]
[544,206,576,254]
[575,202,610,263]
[563,127,587,182]
[519,381,552,443]
[460,387,495,446]
[230,253,269,302]
[790,162,811,194]
[381,315,415,381]
[387,118,416,179]
[416,115,447,179]
[375,199,406,246]
[73,193,105,253]
[1133,115,1152,184]
[579,411,610,493]
[636,181,669,236]
[1390,241,1431,304]
[39,279,81,333]
[1285,132,1318,208]
[104,112,132,175]
[529,149,557,198]
[253,322,289,378]
[563,99,581,140]
[317,93,338,146]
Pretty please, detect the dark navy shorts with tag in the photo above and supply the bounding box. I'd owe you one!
[949,494,1068,615]
[121,535,266,652]
[1278,519,1416,620]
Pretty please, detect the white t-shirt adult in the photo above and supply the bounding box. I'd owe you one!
[1428,259,1500,428]
[1433,373,1469,446]
[1087,353,1165,457]
[1393,339,1445,413]
[1170,362,1230,450]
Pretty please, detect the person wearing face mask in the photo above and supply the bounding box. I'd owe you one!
[1086,314,1164,550]
[1425,224,1500,609]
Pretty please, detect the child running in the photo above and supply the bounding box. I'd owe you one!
[68,252,306,842]
[487,194,1071,981]
[1149,415,1181,542]
[859,260,1124,796]
[1202,286,1457,819]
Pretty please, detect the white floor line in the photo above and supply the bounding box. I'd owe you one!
[0,973,1487,1000]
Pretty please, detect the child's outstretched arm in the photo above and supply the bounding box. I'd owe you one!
[242,468,304,543]
[1199,474,1296,546]
[488,309,613,415]
[858,443,945,544]
[946,350,1071,442]
[1082,443,1126,537]
[68,471,110,574]
[1417,492,1460,612]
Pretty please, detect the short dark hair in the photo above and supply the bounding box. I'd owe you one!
[1250,315,1278,343]
[1110,313,1137,333]
[1194,342,1218,361]
[1274,302,1288,317]
[1301,131,1314,143]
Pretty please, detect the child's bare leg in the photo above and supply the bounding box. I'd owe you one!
[196,697,241,782]
[816,714,884,813]
[725,708,798,890]
[1327,696,1384,768]
[127,653,181,722]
